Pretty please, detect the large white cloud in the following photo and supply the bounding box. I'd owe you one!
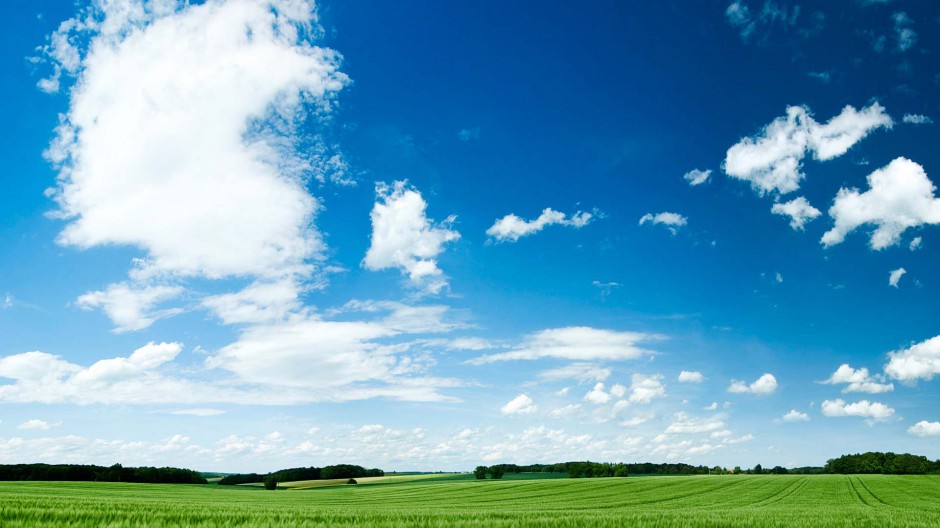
[823,158,940,250]
[501,394,537,415]
[908,421,940,437]
[821,399,895,421]
[469,327,661,364]
[884,335,940,382]
[724,103,892,195]
[823,364,893,394]
[362,181,460,294]
[486,208,593,242]
[39,0,350,331]
[727,373,777,395]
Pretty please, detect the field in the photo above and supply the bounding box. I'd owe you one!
[2,474,939,527]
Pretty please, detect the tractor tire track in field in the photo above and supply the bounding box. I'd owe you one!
[628,477,752,507]
[851,476,887,507]
[751,477,809,507]
[846,475,873,508]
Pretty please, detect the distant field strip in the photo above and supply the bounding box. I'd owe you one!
[2,475,939,527]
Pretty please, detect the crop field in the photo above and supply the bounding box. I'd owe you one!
[2,474,939,527]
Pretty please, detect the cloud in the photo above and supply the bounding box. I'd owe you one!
[639,212,687,234]
[17,419,54,430]
[457,127,480,141]
[549,404,582,418]
[664,412,726,434]
[780,410,810,422]
[501,394,537,415]
[724,103,892,195]
[909,237,922,251]
[201,279,302,325]
[725,1,800,42]
[771,196,821,230]
[624,374,666,404]
[908,421,940,437]
[888,268,906,288]
[76,283,183,332]
[884,335,940,382]
[902,114,933,125]
[1,294,12,309]
[469,327,661,364]
[678,371,704,383]
[169,408,226,417]
[822,158,940,250]
[703,402,718,411]
[823,364,893,394]
[584,382,612,404]
[807,71,830,84]
[727,373,777,395]
[821,399,895,421]
[893,12,916,52]
[538,363,611,383]
[362,181,460,294]
[683,169,712,186]
[487,208,594,242]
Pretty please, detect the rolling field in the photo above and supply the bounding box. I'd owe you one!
[2,474,939,527]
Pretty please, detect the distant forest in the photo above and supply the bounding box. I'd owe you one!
[476,452,940,479]
[218,464,384,488]
[0,463,207,484]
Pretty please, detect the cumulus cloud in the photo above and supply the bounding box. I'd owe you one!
[889,268,906,288]
[487,208,594,242]
[771,196,821,230]
[908,421,940,437]
[76,283,183,332]
[683,169,712,186]
[624,374,666,405]
[727,373,777,395]
[902,114,933,125]
[584,382,612,405]
[362,181,460,294]
[823,158,940,250]
[724,103,892,195]
[17,419,54,430]
[824,364,894,394]
[821,399,895,422]
[780,410,810,422]
[664,412,726,434]
[469,327,661,364]
[678,371,704,383]
[501,394,537,415]
[909,237,922,251]
[884,335,940,382]
[639,212,687,234]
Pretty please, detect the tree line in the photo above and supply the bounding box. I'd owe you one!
[824,452,940,474]
[218,464,384,488]
[0,463,207,484]
[474,461,713,479]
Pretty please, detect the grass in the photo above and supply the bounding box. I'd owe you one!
[2,474,939,526]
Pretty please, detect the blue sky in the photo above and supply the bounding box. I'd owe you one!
[1,0,939,472]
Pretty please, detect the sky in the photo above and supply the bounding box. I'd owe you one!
[0,0,939,473]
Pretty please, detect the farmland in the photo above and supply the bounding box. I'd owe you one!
[2,474,939,527]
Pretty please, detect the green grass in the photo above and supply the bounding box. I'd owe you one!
[2,474,939,526]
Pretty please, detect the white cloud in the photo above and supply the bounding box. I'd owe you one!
[538,363,611,383]
[683,169,712,186]
[678,370,704,383]
[884,335,940,382]
[823,158,940,250]
[889,268,906,288]
[824,364,894,394]
[549,404,582,418]
[724,103,892,195]
[909,237,922,251]
[639,212,687,234]
[362,181,460,294]
[775,272,784,283]
[821,399,895,421]
[664,412,726,434]
[17,419,53,430]
[625,374,666,404]
[807,71,830,84]
[780,410,810,422]
[76,283,183,332]
[469,327,660,364]
[487,208,594,242]
[202,279,302,325]
[902,114,932,125]
[727,373,777,395]
[43,0,347,288]
[908,421,940,437]
[584,382,611,404]
[771,196,821,230]
[725,1,800,42]
[501,394,537,415]
[169,408,226,416]
[893,12,916,52]
[703,401,718,411]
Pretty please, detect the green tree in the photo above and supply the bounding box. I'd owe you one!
[263,476,277,490]
[490,466,505,479]
[474,466,487,479]
[752,464,763,475]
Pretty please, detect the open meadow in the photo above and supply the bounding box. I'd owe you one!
[2,474,939,527]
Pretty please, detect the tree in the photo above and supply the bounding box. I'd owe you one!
[263,476,277,490]
[474,466,488,479]
[752,464,763,475]
[490,466,505,479]
[733,466,742,475]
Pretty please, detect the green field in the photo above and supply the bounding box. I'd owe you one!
[2,474,939,527]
